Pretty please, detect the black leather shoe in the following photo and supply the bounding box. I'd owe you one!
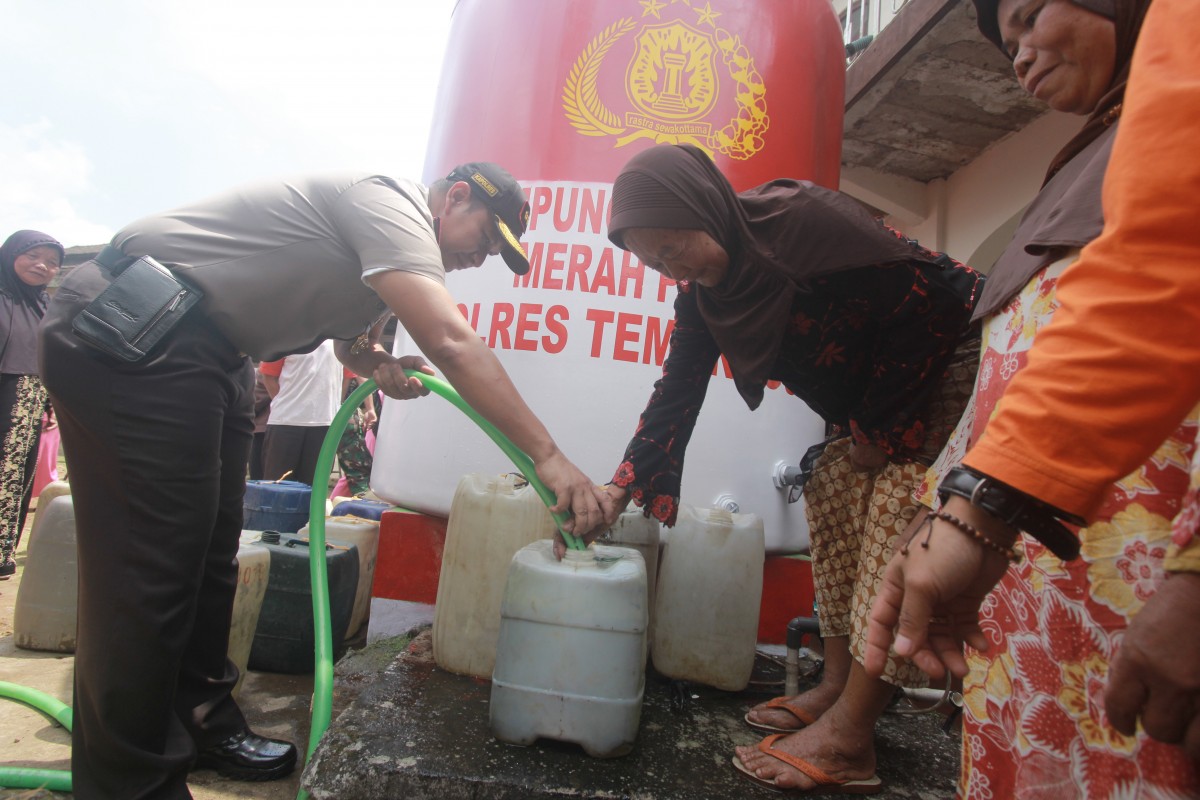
[194,730,297,781]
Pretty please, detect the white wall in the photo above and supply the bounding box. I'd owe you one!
[841,110,1083,271]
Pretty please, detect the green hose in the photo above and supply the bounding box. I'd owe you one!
[297,372,584,799]
[0,372,580,797]
[397,370,582,549]
[0,681,72,792]
[0,681,72,731]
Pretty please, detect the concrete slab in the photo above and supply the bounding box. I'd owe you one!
[365,598,435,643]
[304,633,961,799]
[5,504,962,800]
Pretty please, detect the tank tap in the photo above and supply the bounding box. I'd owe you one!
[773,462,803,489]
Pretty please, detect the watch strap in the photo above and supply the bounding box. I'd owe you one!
[938,466,1084,561]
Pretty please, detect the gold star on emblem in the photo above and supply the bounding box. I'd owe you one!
[639,0,667,18]
[695,1,721,25]
[671,0,692,5]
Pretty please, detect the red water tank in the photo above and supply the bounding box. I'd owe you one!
[373,0,845,553]
[425,0,843,188]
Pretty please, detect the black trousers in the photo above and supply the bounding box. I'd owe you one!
[261,423,329,486]
[40,261,253,800]
[248,431,267,481]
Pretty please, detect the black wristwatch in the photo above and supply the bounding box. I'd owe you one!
[937,466,1085,561]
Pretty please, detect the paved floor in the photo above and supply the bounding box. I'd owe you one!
[2,498,963,799]
[305,632,962,799]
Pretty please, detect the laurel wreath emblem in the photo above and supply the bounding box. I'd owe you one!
[562,18,638,137]
[561,14,768,159]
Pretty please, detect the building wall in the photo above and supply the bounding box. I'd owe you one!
[842,110,1084,273]
[833,0,908,45]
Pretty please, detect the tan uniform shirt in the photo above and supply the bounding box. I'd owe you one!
[112,173,443,361]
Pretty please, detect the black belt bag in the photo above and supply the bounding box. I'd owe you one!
[72,245,204,362]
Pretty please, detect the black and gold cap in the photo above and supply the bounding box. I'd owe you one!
[446,162,532,275]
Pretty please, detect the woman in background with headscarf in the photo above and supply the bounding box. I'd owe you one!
[864,0,1199,796]
[586,143,983,793]
[0,230,63,578]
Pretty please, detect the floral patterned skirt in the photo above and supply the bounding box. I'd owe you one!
[807,439,930,687]
[0,373,47,567]
[808,337,978,687]
[920,256,1200,798]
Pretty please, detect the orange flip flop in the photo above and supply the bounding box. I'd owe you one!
[731,734,883,795]
[744,695,819,733]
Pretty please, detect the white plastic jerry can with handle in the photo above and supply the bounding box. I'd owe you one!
[600,510,661,643]
[14,494,77,652]
[433,473,557,678]
[229,542,270,698]
[651,504,765,691]
[299,514,380,641]
[490,540,648,758]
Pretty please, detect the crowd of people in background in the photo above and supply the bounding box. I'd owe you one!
[252,334,382,494]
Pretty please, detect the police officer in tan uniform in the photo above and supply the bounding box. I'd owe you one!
[40,163,608,800]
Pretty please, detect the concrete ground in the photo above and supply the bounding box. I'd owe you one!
[1,521,436,800]
[0,511,318,800]
[2,497,963,799]
[304,632,962,799]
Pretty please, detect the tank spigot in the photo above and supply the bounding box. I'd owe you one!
[773,462,803,489]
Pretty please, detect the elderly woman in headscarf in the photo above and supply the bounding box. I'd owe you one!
[585,143,983,793]
[861,0,1199,796]
[0,230,63,578]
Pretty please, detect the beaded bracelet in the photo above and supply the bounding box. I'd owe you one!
[901,511,1022,563]
[930,510,1022,563]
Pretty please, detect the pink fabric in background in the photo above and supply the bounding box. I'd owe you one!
[33,413,60,497]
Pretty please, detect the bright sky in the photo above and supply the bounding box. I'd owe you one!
[1,0,456,248]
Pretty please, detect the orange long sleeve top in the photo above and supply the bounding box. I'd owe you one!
[963,0,1200,568]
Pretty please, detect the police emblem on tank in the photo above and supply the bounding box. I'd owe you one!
[562,0,769,160]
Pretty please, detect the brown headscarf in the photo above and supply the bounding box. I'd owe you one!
[969,0,1150,319]
[972,0,1151,183]
[608,144,938,409]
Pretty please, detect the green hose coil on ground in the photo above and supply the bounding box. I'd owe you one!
[0,680,72,792]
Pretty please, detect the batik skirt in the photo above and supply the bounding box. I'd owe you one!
[808,336,979,687]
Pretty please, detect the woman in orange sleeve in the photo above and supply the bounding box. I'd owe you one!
[868,0,1200,790]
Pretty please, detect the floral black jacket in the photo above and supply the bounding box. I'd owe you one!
[613,257,983,526]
